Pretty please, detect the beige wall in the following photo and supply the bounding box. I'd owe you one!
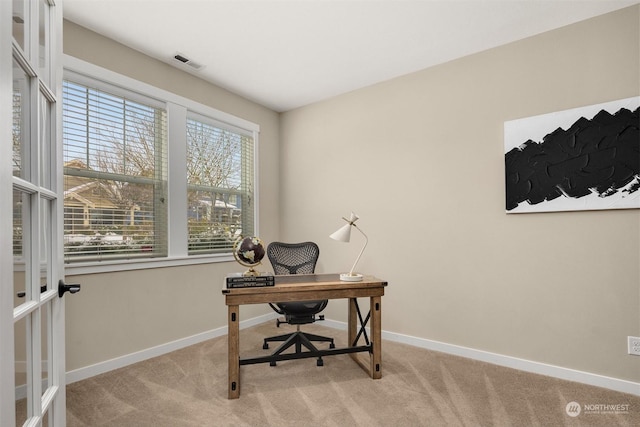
[62,21,278,371]
[63,7,639,383]
[280,6,640,382]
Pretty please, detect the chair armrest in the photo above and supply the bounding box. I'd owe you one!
[268,303,285,315]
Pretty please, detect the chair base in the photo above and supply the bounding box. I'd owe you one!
[263,329,335,366]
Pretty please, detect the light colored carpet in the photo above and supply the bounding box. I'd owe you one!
[63,322,639,426]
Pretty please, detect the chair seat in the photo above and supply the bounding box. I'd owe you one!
[276,300,326,316]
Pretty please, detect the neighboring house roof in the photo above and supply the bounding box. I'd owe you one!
[63,161,118,209]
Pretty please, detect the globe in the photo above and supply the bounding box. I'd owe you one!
[233,236,266,276]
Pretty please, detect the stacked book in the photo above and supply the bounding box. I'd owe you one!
[226,273,275,288]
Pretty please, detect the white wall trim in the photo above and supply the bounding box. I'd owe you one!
[64,315,639,397]
[65,312,277,385]
[322,318,640,397]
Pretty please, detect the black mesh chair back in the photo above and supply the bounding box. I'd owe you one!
[267,242,326,319]
[263,241,334,366]
[268,241,319,275]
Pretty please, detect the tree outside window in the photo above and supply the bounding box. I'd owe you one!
[186,117,254,254]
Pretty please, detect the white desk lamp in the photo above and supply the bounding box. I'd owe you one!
[330,212,368,282]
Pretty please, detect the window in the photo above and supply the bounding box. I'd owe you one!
[62,79,168,262]
[61,62,259,268]
[186,115,254,254]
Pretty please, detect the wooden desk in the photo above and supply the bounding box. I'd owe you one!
[222,273,387,399]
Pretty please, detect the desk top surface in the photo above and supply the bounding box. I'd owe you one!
[222,273,387,295]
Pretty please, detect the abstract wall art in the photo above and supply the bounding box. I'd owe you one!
[504,97,639,213]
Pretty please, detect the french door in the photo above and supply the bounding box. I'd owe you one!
[1,0,68,426]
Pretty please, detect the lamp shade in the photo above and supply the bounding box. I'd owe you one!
[329,212,360,242]
[329,223,352,242]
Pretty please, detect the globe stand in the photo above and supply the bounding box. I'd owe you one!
[240,264,261,277]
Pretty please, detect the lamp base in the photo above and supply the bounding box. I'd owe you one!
[340,273,363,282]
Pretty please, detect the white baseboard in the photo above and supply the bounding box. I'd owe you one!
[65,312,277,385]
[321,318,640,397]
[63,314,639,397]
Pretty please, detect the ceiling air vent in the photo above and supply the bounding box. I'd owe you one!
[172,53,203,71]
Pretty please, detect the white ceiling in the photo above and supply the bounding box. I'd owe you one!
[63,0,638,112]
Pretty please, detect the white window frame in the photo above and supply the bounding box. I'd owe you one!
[63,55,260,275]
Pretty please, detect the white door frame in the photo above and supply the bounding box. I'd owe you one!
[1,0,16,425]
[1,0,65,426]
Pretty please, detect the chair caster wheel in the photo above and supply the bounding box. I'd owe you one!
[317,358,323,367]
[270,361,277,367]
[329,342,335,349]
[263,343,269,350]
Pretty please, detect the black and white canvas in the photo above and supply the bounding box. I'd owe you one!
[504,97,639,213]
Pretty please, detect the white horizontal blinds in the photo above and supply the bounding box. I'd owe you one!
[62,79,168,262]
[186,115,254,254]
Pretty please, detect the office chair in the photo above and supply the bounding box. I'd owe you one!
[263,241,335,366]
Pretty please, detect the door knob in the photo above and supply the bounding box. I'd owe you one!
[58,280,81,297]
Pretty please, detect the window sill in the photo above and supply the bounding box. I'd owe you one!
[64,253,235,276]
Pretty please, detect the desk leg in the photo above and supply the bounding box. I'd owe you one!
[228,304,240,399]
[371,295,382,379]
[348,298,357,363]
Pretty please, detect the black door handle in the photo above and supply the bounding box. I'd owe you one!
[58,280,81,297]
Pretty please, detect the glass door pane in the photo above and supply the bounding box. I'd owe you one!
[40,197,53,404]
[38,0,50,83]
[14,317,28,426]
[41,303,50,396]
[39,91,52,189]
[12,57,31,181]
[12,0,27,51]
[39,196,51,291]
[13,189,28,309]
